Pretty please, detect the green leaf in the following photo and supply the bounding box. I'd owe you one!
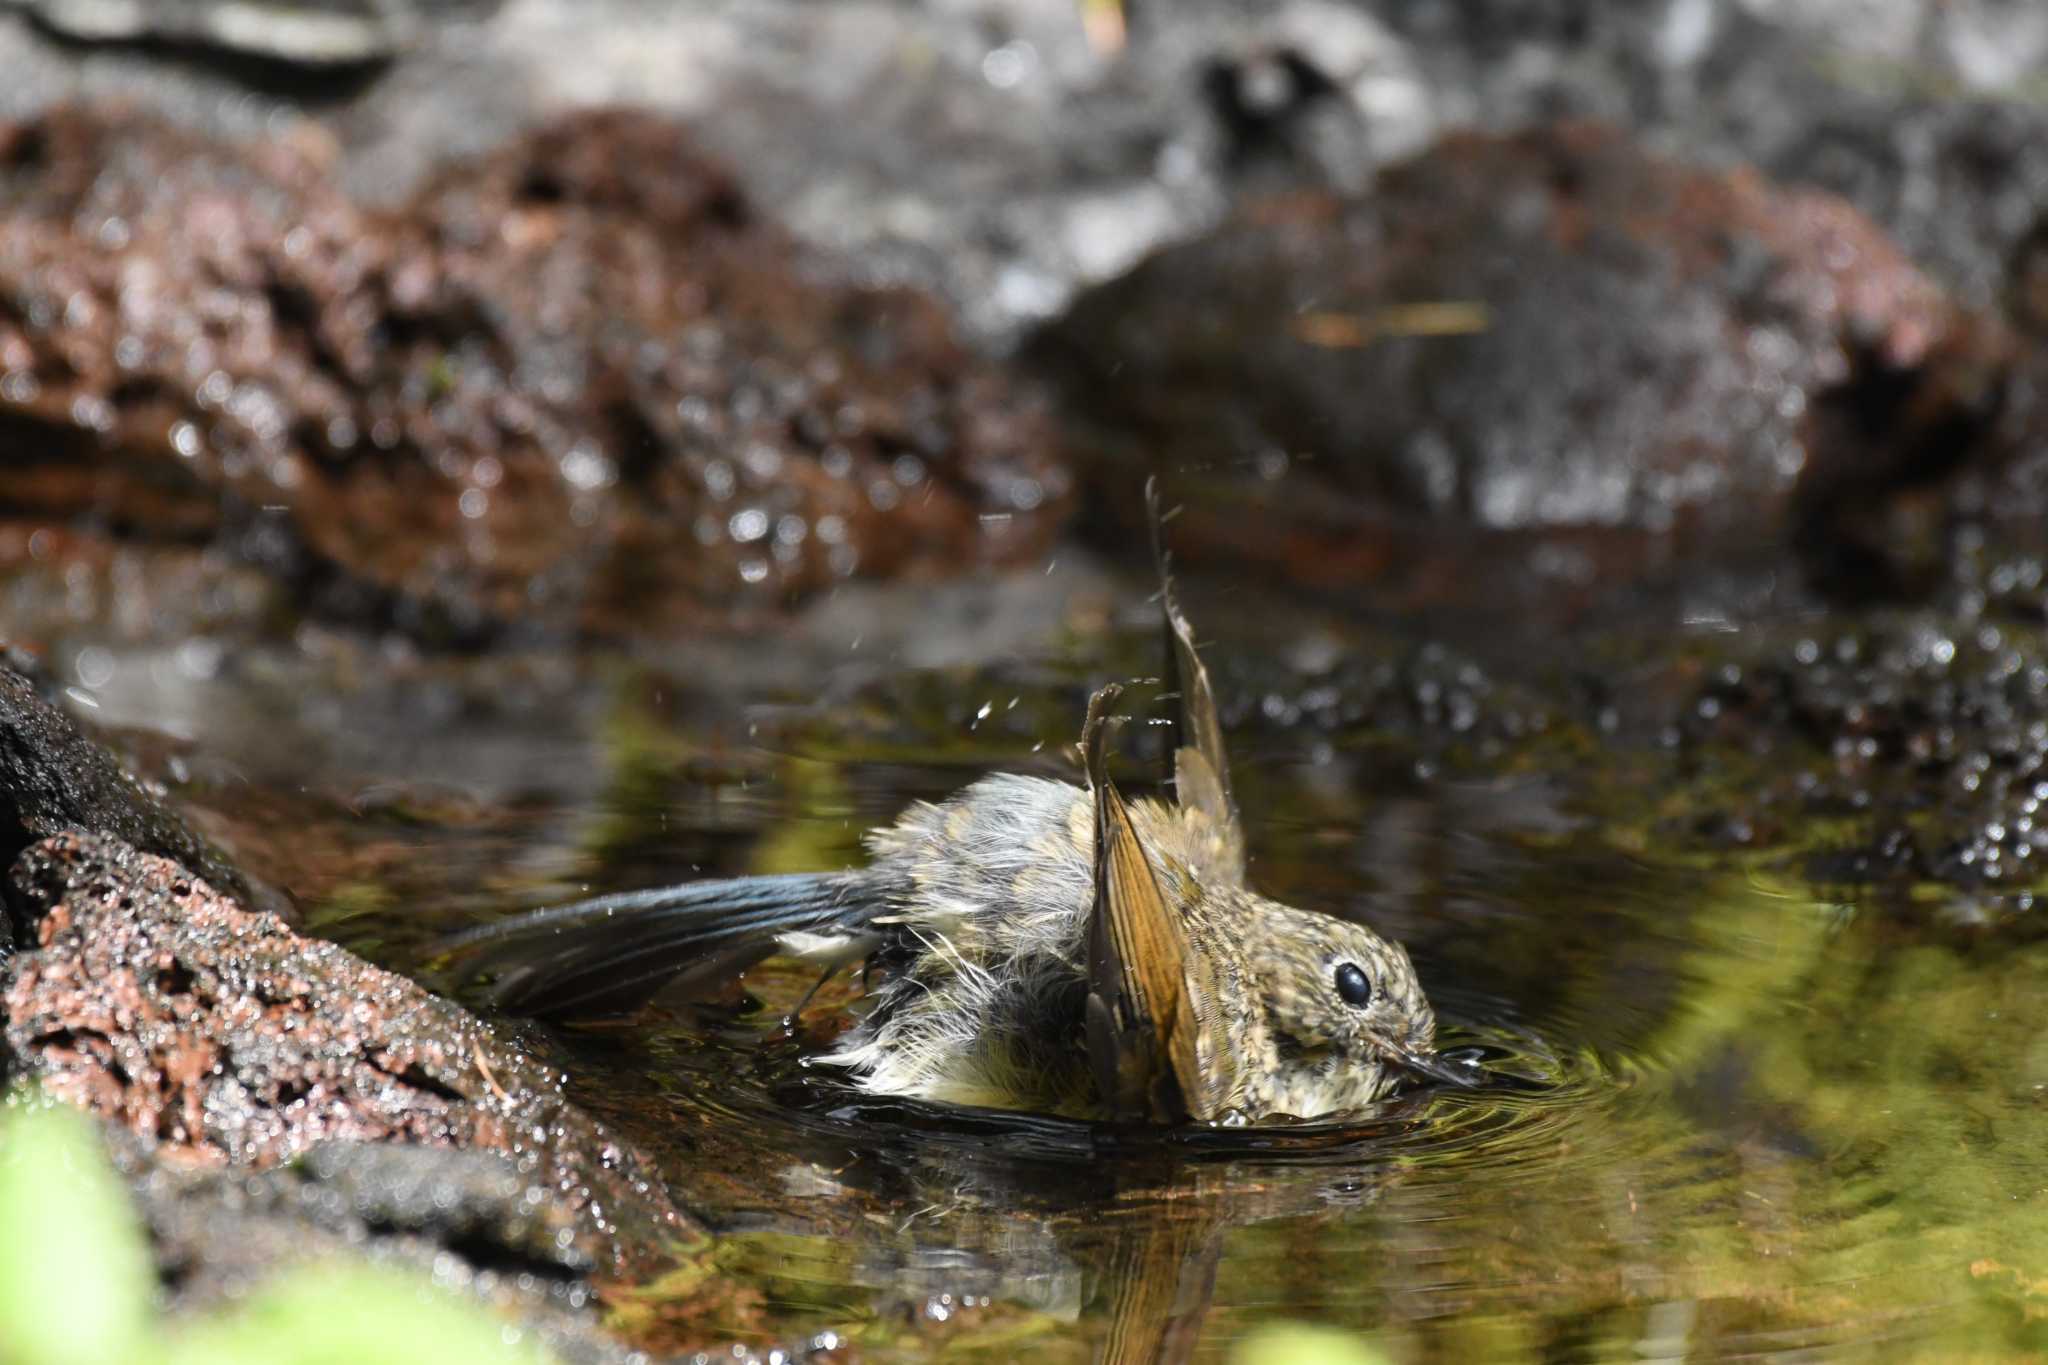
[0,1096,155,1365]
[1232,1322,1394,1365]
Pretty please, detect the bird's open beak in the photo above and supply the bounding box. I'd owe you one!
[1385,1041,1484,1089]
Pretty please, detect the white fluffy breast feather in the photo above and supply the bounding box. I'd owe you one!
[817,773,1109,1108]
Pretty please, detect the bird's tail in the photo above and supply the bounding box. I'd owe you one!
[438,870,875,1017]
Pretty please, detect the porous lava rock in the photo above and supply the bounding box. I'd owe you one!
[1031,121,2010,608]
[3,831,693,1271]
[0,103,1066,642]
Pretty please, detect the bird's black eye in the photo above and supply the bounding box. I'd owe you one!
[1334,961,1373,1008]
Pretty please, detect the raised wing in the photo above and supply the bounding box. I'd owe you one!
[1081,685,1233,1124]
[1147,477,1246,886]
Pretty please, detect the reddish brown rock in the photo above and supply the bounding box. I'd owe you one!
[3,831,692,1271]
[1031,121,2010,609]
[0,104,1067,641]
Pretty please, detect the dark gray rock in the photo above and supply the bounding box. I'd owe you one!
[1027,121,2011,606]
[0,660,249,923]
[115,1133,638,1365]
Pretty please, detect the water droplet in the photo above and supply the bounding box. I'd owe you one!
[73,646,114,690]
[703,459,736,501]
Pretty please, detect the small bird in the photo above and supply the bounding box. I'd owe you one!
[450,486,1474,1123]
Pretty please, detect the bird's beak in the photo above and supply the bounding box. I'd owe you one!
[1385,1041,1483,1089]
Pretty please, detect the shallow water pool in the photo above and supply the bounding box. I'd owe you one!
[101,571,2048,1362]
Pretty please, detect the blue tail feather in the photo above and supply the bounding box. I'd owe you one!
[442,871,867,1017]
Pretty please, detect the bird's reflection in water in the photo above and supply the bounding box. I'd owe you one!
[756,1088,1442,1363]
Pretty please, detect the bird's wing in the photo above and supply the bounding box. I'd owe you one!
[1147,477,1246,888]
[1081,685,1227,1123]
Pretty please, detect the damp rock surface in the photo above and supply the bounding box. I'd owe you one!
[1030,121,2010,606]
[0,102,1067,643]
[10,0,467,68]
[116,1134,638,1365]
[0,657,248,909]
[1675,609,2048,903]
[2,830,694,1272]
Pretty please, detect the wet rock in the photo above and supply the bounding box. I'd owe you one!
[1767,98,2048,325]
[1755,94,2048,450]
[115,1135,636,1365]
[12,0,499,69]
[0,659,248,915]
[0,1,1485,351]
[0,103,1067,643]
[1764,98,2048,553]
[2,830,695,1271]
[481,0,1433,345]
[0,0,2037,358]
[1030,121,2009,606]
[1672,609,2048,899]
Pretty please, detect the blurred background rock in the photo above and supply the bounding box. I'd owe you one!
[1,0,2046,650]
